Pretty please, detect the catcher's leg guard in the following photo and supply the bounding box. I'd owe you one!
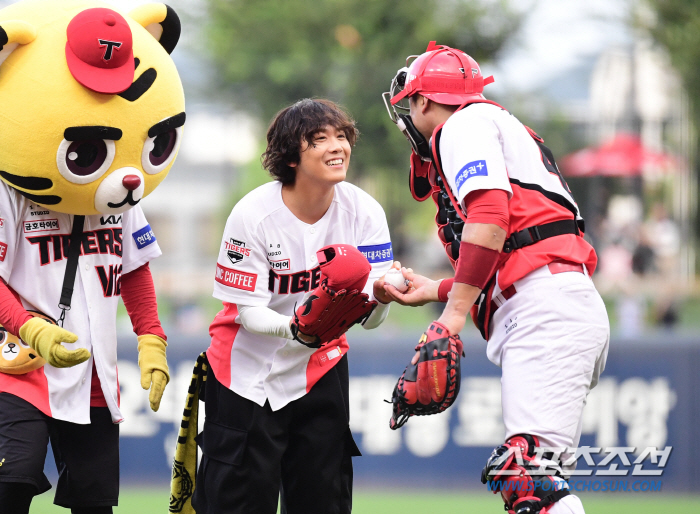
[481,434,570,514]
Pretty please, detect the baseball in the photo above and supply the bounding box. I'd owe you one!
[384,268,409,293]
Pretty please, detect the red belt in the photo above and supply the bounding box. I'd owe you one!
[490,260,585,313]
[548,259,585,275]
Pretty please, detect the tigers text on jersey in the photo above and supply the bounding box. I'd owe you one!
[208,181,392,411]
[438,103,597,290]
[0,182,161,424]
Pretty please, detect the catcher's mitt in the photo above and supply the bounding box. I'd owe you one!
[291,244,377,348]
[389,321,464,429]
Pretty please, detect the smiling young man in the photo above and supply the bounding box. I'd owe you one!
[192,99,395,514]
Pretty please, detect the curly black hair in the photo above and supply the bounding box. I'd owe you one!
[262,99,359,185]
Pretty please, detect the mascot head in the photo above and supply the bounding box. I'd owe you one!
[0,0,185,215]
[0,310,53,374]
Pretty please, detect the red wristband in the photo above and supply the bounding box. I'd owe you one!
[454,241,500,290]
[438,278,454,303]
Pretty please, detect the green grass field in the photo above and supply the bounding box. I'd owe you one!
[28,488,700,513]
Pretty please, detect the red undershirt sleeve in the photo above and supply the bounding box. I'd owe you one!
[463,189,510,231]
[436,189,509,300]
[0,279,33,335]
[120,263,167,341]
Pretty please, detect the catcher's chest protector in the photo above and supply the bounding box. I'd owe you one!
[426,100,586,339]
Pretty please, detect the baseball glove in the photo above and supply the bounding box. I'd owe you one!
[389,321,464,429]
[291,244,377,348]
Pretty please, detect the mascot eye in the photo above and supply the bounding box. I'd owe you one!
[0,332,5,344]
[56,138,116,184]
[66,140,106,175]
[142,126,182,175]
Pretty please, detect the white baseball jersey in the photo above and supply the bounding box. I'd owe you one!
[207,181,392,411]
[0,181,161,424]
[438,102,597,289]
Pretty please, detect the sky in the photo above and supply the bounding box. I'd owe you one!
[489,0,633,93]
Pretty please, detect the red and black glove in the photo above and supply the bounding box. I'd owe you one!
[389,321,464,429]
[291,244,377,348]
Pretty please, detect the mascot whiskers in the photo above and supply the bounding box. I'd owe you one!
[0,1,185,512]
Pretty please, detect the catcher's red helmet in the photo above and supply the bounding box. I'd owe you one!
[389,41,494,107]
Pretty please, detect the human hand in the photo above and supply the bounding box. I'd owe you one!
[383,267,440,307]
[373,260,403,304]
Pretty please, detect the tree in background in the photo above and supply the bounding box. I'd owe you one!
[203,0,520,253]
[644,0,700,128]
[643,0,700,235]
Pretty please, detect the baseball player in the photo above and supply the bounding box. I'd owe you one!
[382,43,610,514]
[0,184,169,514]
[191,98,394,514]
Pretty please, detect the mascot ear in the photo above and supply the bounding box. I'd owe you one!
[129,3,181,54]
[0,20,36,67]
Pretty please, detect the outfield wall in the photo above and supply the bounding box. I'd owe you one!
[43,332,700,492]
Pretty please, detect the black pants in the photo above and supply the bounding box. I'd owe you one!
[0,393,119,508]
[192,355,359,514]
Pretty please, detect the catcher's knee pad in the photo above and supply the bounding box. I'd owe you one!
[481,434,570,514]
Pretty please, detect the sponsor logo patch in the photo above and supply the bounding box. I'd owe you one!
[455,159,488,193]
[23,219,59,233]
[215,264,257,292]
[0,242,6,262]
[224,238,250,265]
[29,210,50,217]
[269,258,290,271]
[358,242,393,263]
[100,215,122,226]
[132,224,156,249]
[0,218,4,228]
[268,243,282,257]
[317,345,343,366]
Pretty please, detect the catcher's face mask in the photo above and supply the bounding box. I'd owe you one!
[382,65,433,161]
[384,42,494,161]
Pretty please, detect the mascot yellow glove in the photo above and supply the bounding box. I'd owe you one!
[137,334,170,412]
[19,317,90,368]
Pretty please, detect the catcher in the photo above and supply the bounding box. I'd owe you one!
[382,43,610,514]
[183,99,394,514]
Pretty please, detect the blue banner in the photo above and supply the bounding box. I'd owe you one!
[42,334,700,491]
[358,243,393,263]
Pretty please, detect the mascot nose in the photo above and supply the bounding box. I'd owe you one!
[122,175,141,191]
